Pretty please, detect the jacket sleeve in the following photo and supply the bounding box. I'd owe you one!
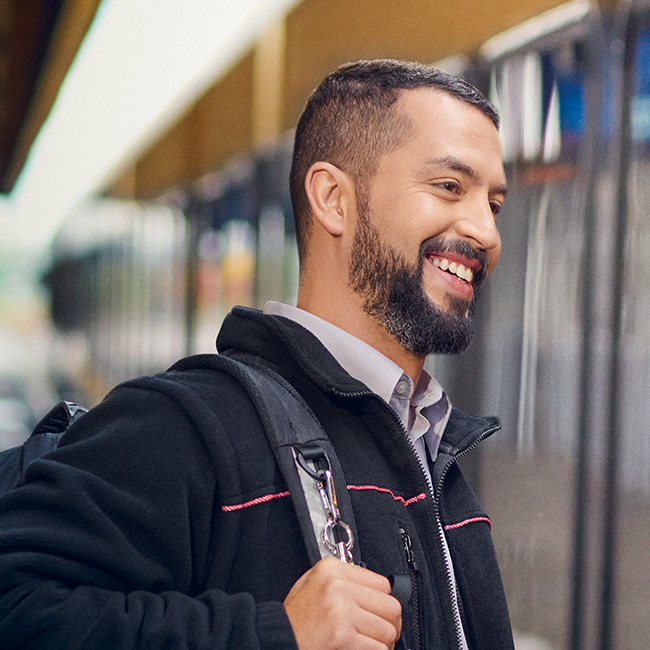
[0,383,297,650]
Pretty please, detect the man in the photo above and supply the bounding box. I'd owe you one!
[0,60,513,649]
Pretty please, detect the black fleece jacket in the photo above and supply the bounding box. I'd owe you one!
[0,306,514,650]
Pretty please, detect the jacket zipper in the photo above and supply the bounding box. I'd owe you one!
[399,526,421,650]
[433,423,499,650]
[333,386,498,650]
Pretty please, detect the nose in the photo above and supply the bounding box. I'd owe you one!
[453,197,502,261]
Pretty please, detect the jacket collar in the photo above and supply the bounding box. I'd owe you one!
[217,306,501,459]
[217,306,367,394]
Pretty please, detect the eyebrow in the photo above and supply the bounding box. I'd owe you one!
[424,155,508,197]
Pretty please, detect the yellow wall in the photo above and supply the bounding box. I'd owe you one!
[110,0,591,200]
[114,54,254,200]
[282,0,571,127]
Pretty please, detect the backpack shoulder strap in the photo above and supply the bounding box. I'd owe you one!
[170,353,359,566]
[0,400,87,495]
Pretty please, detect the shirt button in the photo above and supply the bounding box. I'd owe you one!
[396,380,410,395]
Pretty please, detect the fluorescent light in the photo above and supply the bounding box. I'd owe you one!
[10,0,300,250]
[480,0,594,61]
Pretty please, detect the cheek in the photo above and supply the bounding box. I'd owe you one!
[367,192,453,254]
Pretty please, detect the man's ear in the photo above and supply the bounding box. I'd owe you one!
[304,162,354,236]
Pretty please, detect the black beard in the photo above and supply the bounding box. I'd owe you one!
[348,210,486,356]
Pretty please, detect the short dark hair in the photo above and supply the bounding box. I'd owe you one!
[289,59,499,264]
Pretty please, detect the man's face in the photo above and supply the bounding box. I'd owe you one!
[348,88,507,356]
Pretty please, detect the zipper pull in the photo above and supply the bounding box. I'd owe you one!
[399,526,419,571]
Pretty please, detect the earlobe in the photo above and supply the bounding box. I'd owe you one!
[304,162,351,236]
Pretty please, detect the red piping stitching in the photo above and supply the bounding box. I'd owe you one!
[222,484,429,513]
[346,484,427,507]
[221,491,290,512]
[444,516,492,531]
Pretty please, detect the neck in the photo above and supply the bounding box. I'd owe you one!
[296,284,426,386]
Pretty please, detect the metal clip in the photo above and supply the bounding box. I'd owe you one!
[295,446,355,563]
[323,519,354,563]
[319,468,354,563]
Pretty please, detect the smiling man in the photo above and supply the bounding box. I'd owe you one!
[271,60,512,650]
[0,60,513,650]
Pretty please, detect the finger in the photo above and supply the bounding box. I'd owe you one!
[309,561,402,627]
[355,586,403,634]
[314,558,393,593]
[284,560,402,650]
[352,605,402,647]
[319,581,401,644]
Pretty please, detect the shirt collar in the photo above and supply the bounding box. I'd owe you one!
[264,301,445,409]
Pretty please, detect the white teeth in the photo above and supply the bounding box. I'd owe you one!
[431,256,474,283]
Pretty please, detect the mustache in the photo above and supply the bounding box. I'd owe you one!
[419,237,489,287]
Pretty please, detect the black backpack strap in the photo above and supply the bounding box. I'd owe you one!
[0,401,88,495]
[170,353,359,566]
[241,363,358,565]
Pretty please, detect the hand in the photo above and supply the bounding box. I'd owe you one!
[283,558,402,650]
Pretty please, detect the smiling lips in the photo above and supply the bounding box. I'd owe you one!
[429,256,475,284]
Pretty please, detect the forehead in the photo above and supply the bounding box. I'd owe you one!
[390,87,505,179]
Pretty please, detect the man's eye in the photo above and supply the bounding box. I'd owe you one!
[437,181,460,193]
[490,202,502,216]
